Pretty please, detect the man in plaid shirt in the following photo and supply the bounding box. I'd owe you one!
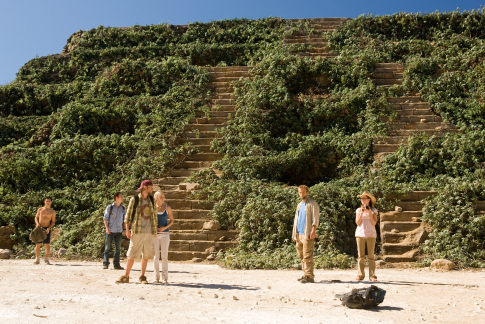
[115,180,157,284]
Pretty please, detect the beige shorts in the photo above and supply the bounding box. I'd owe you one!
[127,233,155,260]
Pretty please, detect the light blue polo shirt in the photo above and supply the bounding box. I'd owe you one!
[297,202,306,234]
[103,203,126,233]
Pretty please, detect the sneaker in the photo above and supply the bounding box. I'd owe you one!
[115,275,129,284]
[44,258,51,265]
[300,276,315,283]
[162,278,168,284]
[154,278,160,284]
[139,275,148,284]
[103,265,109,269]
[113,265,124,270]
[297,276,306,282]
[33,258,40,265]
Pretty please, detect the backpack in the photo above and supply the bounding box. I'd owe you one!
[130,194,154,223]
[337,285,386,309]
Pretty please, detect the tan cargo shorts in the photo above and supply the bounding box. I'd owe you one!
[127,233,155,260]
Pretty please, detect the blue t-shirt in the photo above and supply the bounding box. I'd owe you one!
[103,203,125,233]
[157,208,169,233]
[297,202,306,235]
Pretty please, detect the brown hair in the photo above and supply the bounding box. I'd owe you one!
[113,192,122,200]
[298,185,309,193]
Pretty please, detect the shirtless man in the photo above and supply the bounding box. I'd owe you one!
[34,197,56,265]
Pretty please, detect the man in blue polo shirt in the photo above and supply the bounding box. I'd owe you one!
[103,192,126,270]
[292,185,320,283]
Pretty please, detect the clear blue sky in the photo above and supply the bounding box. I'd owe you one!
[1,0,483,85]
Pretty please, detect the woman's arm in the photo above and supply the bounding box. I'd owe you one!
[355,208,363,226]
[159,206,175,232]
[370,208,378,226]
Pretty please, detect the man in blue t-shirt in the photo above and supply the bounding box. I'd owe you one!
[292,185,320,283]
[103,192,126,270]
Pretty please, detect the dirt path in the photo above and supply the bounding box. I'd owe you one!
[0,259,483,323]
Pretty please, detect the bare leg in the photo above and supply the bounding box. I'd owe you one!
[125,258,135,277]
[140,258,148,276]
[45,244,50,258]
[35,243,41,258]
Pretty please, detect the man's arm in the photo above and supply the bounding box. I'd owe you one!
[46,211,56,234]
[103,206,111,234]
[34,208,42,227]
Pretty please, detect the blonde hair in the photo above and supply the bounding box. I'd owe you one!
[298,185,309,193]
[154,191,165,206]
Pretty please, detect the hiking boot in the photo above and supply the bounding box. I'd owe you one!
[115,275,129,284]
[139,275,148,284]
[300,276,315,283]
[297,276,306,282]
[103,265,109,269]
[113,265,124,270]
[33,258,40,265]
[44,258,51,265]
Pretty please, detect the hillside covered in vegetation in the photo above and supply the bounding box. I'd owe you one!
[1,9,485,267]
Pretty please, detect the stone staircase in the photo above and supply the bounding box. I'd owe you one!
[283,18,351,58]
[380,191,435,262]
[371,63,459,157]
[148,66,251,261]
[381,192,485,262]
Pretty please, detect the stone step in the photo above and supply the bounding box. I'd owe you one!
[154,177,186,186]
[183,131,218,138]
[212,93,235,100]
[172,210,211,219]
[156,184,179,191]
[164,191,189,199]
[176,138,213,146]
[388,122,452,130]
[209,71,250,78]
[380,211,423,222]
[387,96,422,103]
[170,230,238,241]
[210,105,237,112]
[189,117,231,124]
[187,153,224,161]
[296,47,333,54]
[373,68,404,74]
[396,201,426,211]
[381,221,422,233]
[372,73,404,79]
[381,249,419,263]
[171,219,206,230]
[298,52,337,58]
[198,111,234,118]
[391,102,431,109]
[168,251,209,261]
[208,67,251,73]
[169,240,236,252]
[388,129,460,137]
[381,232,408,244]
[169,168,199,177]
[208,83,234,91]
[284,33,329,39]
[167,199,214,210]
[391,110,434,117]
[210,76,248,83]
[173,161,214,169]
[475,201,485,211]
[374,63,405,69]
[283,38,326,44]
[374,136,408,145]
[381,115,443,123]
[387,191,437,201]
[185,124,225,132]
[381,244,416,256]
[372,144,400,153]
[373,79,403,86]
[212,98,235,105]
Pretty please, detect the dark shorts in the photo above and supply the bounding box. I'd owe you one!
[37,228,51,244]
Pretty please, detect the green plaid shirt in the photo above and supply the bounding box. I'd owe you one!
[125,193,157,235]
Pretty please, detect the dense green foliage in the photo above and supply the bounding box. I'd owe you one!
[2,9,485,267]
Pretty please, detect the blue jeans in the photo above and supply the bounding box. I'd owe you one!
[103,232,122,266]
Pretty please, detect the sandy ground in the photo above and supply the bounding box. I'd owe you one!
[0,259,484,324]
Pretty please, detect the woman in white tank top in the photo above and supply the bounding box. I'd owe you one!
[355,191,378,281]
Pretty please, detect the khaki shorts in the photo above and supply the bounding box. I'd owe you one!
[127,233,155,260]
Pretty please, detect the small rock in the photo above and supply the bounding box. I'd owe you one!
[376,260,386,267]
[430,259,454,271]
[433,316,437,319]
[192,257,204,263]
[219,236,227,241]
[203,220,221,231]
[232,296,238,300]
[197,291,202,294]
[139,297,144,300]
[205,246,216,253]
[331,297,337,300]
[34,306,40,309]
[254,301,258,305]
[395,206,403,212]
[391,229,399,234]
[0,249,13,259]
[57,248,68,257]
[221,296,225,299]
[213,294,218,298]
[411,217,420,222]
[218,288,222,291]
[267,286,271,289]
[420,119,427,123]
[206,254,216,261]
[301,298,312,302]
